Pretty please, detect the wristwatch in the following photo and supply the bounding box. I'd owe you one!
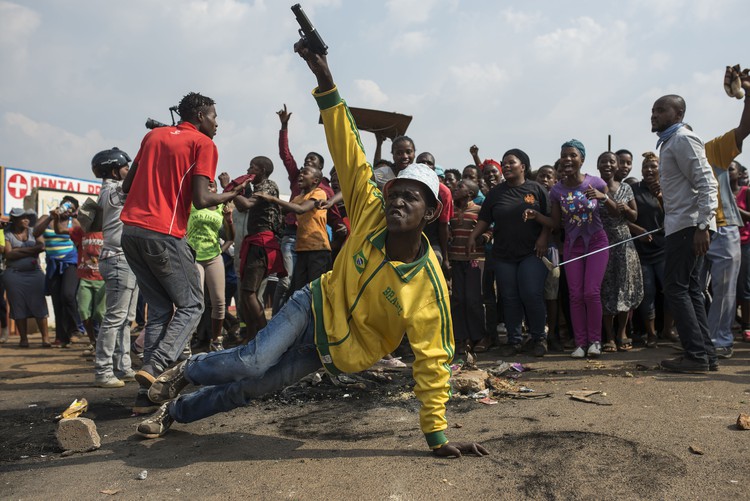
[697,222,709,231]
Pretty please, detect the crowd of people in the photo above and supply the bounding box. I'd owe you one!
[1,49,748,457]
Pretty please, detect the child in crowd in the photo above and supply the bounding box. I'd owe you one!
[535,165,562,350]
[448,179,491,353]
[256,166,332,294]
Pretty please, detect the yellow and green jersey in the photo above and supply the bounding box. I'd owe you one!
[310,87,454,449]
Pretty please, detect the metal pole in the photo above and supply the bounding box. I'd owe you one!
[559,227,662,267]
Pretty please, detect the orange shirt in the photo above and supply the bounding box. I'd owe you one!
[292,187,330,252]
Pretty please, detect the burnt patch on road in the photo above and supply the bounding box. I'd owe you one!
[277,403,396,442]
[483,430,686,499]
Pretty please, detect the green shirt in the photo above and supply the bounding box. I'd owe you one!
[186,204,224,261]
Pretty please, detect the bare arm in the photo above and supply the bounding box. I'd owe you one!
[734,70,750,150]
[221,206,235,247]
[255,192,318,214]
[122,160,138,193]
[33,214,53,238]
[469,145,482,168]
[374,133,386,164]
[192,175,248,210]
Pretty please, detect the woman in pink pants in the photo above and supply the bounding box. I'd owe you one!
[550,140,610,358]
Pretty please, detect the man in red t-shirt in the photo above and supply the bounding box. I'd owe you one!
[120,92,248,414]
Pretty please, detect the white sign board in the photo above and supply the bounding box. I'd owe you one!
[1,166,100,215]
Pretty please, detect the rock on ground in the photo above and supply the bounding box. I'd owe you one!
[450,369,488,394]
[56,417,101,453]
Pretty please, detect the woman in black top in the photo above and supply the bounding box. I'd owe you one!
[469,149,552,357]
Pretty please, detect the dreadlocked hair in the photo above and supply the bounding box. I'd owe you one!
[178,92,216,123]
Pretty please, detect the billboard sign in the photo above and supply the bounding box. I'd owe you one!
[1,166,100,215]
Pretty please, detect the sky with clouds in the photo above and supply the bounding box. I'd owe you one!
[1,0,748,192]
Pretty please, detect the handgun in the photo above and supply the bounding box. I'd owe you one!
[291,3,328,55]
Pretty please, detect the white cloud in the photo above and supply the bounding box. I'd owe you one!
[1,112,106,174]
[390,31,431,55]
[353,80,389,107]
[385,0,438,25]
[449,62,509,91]
[501,7,542,32]
[0,2,40,65]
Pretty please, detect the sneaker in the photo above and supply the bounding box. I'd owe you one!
[660,356,709,374]
[135,367,157,387]
[372,357,407,369]
[133,390,161,414]
[715,346,733,359]
[148,361,189,404]
[209,337,224,352]
[499,343,522,357]
[137,402,174,439]
[0,327,9,343]
[95,376,125,388]
[496,323,508,335]
[570,346,586,358]
[119,370,137,382]
[532,340,547,357]
[587,342,601,357]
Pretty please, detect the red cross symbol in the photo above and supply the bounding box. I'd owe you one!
[7,174,29,199]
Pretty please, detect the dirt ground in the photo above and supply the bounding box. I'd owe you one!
[1,333,749,500]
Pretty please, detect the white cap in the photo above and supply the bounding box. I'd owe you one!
[383,163,443,220]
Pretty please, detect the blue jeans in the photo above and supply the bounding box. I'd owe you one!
[664,227,715,364]
[703,226,741,348]
[122,225,204,375]
[95,254,137,379]
[494,255,548,344]
[170,286,322,423]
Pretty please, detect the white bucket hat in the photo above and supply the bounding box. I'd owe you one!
[383,163,443,220]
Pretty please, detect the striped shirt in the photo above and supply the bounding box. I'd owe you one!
[448,202,485,261]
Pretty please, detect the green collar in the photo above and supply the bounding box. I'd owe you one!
[367,226,430,283]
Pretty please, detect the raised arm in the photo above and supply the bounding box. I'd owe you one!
[469,145,482,168]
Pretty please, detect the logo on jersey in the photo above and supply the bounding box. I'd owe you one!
[353,250,367,273]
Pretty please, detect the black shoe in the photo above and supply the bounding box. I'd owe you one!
[547,337,563,352]
[499,343,522,357]
[660,356,709,374]
[532,340,547,357]
[709,362,719,372]
[137,402,174,439]
[133,390,160,414]
[148,360,189,404]
[715,346,733,359]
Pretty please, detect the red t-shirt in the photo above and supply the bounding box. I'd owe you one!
[121,122,218,238]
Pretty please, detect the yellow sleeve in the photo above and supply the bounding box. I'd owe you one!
[406,261,455,449]
[705,130,740,170]
[314,87,384,231]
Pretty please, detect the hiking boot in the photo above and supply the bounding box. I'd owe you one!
[95,376,125,388]
[499,343,522,357]
[660,356,709,374]
[135,367,157,388]
[133,390,160,414]
[532,340,547,357]
[587,342,602,357]
[148,361,189,404]
[715,346,733,359]
[137,402,174,439]
[570,346,586,358]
